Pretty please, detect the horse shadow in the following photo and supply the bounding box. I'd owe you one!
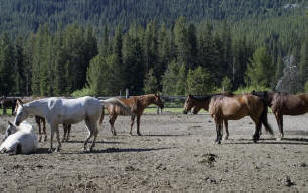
[62,147,171,154]
[225,137,308,145]
[35,147,171,155]
[142,134,187,137]
[64,140,124,144]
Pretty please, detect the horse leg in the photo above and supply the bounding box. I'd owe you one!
[136,115,142,136]
[49,124,55,152]
[83,118,94,152]
[55,125,61,152]
[109,114,117,136]
[251,116,261,143]
[42,118,47,142]
[130,115,136,136]
[214,118,222,144]
[275,113,284,141]
[66,124,71,142]
[89,122,98,152]
[223,119,229,140]
[62,124,67,143]
[35,116,42,142]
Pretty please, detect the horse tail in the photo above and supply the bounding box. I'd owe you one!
[208,96,222,118]
[260,97,274,135]
[99,105,105,125]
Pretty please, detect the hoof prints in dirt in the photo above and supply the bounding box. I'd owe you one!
[198,153,218,167]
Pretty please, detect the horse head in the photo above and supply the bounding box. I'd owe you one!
[14,99,29,126]
[154,93,164,109]
[3,121,17,142]
[183,94,195,114]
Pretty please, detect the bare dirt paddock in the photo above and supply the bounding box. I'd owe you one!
[0,113,307,192]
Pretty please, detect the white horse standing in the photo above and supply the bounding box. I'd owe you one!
[0,121,38,154]
[14,96,130,152]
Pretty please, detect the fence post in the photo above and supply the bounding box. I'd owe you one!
[125,88,129,99]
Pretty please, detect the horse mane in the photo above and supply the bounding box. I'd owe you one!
[190,92,233,102]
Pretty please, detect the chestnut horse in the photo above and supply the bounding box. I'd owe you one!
[183,93,234,140]
[106,94,164,136]
[16,98,71,142]
[252,91,308,140]
[209,94,273,144]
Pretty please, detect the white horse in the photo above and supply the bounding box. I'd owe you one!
[14,96,130,152]
[0,121,38,154]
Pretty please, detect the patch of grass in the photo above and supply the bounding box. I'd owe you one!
[144,107,208,114]
[0,109,13,116]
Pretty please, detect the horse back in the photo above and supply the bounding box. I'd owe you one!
[281,94,308,115]
[210,94,263,120]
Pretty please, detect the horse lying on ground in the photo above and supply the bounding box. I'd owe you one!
[0,121,38,154]
[252,91,308,140]
[106,94,164,136]
[183,93,233,140]
[209,93,273,144]
[16,98,71,142]
[14,96,129,152]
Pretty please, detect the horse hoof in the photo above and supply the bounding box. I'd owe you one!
[137,133,142,136]
[214,141,221,145]
[223,136,229,141]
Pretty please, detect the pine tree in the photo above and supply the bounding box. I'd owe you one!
[144,68,159,94]
[246,47,274,88]
[186,66,213,95]
[0,33,15,96]
[14,37,26,96]
[299,33,308,89]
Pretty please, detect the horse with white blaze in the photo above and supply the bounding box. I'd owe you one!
[0,121,38,154]
[14,96,130,152]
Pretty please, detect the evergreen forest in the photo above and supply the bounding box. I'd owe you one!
[0,0,307,96]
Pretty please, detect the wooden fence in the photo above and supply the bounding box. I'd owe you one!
[0,96,187,115]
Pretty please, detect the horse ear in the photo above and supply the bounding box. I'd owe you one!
[8,121,14,126]
[17,99,23,107]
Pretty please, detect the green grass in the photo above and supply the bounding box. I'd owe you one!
[144,107,208,113]
[0,109,12,116]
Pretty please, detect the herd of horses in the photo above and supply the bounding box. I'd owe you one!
[0,91,307,154]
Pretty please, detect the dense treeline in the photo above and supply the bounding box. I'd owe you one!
[0,1,307,96]
[0,16,307,96]
[0,0,307,36]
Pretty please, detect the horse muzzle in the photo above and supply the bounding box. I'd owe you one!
[15,121,21,126]
[183,110,188,114]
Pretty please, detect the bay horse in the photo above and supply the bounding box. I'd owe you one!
[16,98,71,142]
[209,94,273,144]
[14,96,128,152]
[252,91,308,140]
[0,96,17,115]
[183,93,233,140]
[106,94,164,136]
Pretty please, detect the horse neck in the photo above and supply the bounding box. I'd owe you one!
[25,101,48,118]
[139,95,155,109]
[193,96,211,111]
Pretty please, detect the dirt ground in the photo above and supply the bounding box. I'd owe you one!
[0,112,307,192]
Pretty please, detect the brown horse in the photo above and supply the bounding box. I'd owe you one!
[252,91,308,140]
[15,98,71,142]
[0,96,17,115]
[183,93,233,140]
[209,94,273,144]
[106,94,164,136]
